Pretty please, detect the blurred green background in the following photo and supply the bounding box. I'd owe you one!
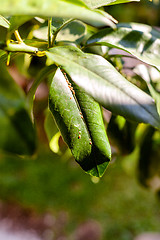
[1,0,160,239]
[0,146,160,239]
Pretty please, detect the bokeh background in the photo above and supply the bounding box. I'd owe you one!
[0,0,160,239]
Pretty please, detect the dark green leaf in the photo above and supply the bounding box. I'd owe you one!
[9,16,33,32]
[0,63,36,155]
[0,50,6,60]
[138,126,160,191]
[49,68,92,166]
[49,68,110,176]
[107,115,137,155]
[87,22,160,69]
[0,26,7,42]
[70,79,111,176]
[46,46,160,129]
[27,64,57,110]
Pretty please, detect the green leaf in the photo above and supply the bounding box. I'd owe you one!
[46,45,160,129]
[87,22,160,69]
[107,0,140,5]
[0,0,115,28]
[53,19,86,44]
[82,0,139,8]
[49,68,92,167]
[138,126,160,191]
[0,15,10,28]
[49,68,110,177]
[0,63,36,155]
[9,16,33,32]
[27,64,57,110]
[0,26,7,42]
[107,115,137,155]
[44,110,61,154]
[33,20,86,44]
[0,50,6,60]
[134,64,160,117]
[70,78,111,176]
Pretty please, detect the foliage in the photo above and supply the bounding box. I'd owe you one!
[0,0,160,184]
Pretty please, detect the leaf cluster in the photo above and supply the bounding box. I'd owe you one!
[0,0,160,180]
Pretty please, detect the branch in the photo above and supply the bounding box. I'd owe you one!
[0,42,45,56]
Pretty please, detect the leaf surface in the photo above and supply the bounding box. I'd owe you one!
[0,0,115,28]
[46,46,160,129]
[0,15,10,28]
[9,16,33,32]
[49,68,92,165]
[134,64,160,116]
[49,68,110,176]
[33,20,86,44]
[70,79,111,176]
[87,22,160,69]
[82,0,139,8]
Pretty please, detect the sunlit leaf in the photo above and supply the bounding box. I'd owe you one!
[33,20,86,44]
[134,64,160,116]
[87,22,160,69]
[46,45,160,129]
[82,0,139,8]
[44,110,61,154]
[0,0,115,28]
[0,15,10,28]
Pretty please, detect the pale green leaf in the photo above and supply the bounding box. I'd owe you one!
[134,64,160,116]
[87,22,160,69]
[44,110,61,154]
[0,0,115,28]
[82,0,139,8]
[0,15,10,28]
[33,20,86,44]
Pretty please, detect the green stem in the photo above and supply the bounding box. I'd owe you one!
[0,42,46,57]
[14,30,23,43]
[4,42,39,54]
[51,18,75,47]
[48,17,52,48]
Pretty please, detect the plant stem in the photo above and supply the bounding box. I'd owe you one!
[51,18,75,46]
[48,17,52,48]
[4,42,38,53]
[6,52,11,66]
[0,42,46,56]
[14,30,23,43]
